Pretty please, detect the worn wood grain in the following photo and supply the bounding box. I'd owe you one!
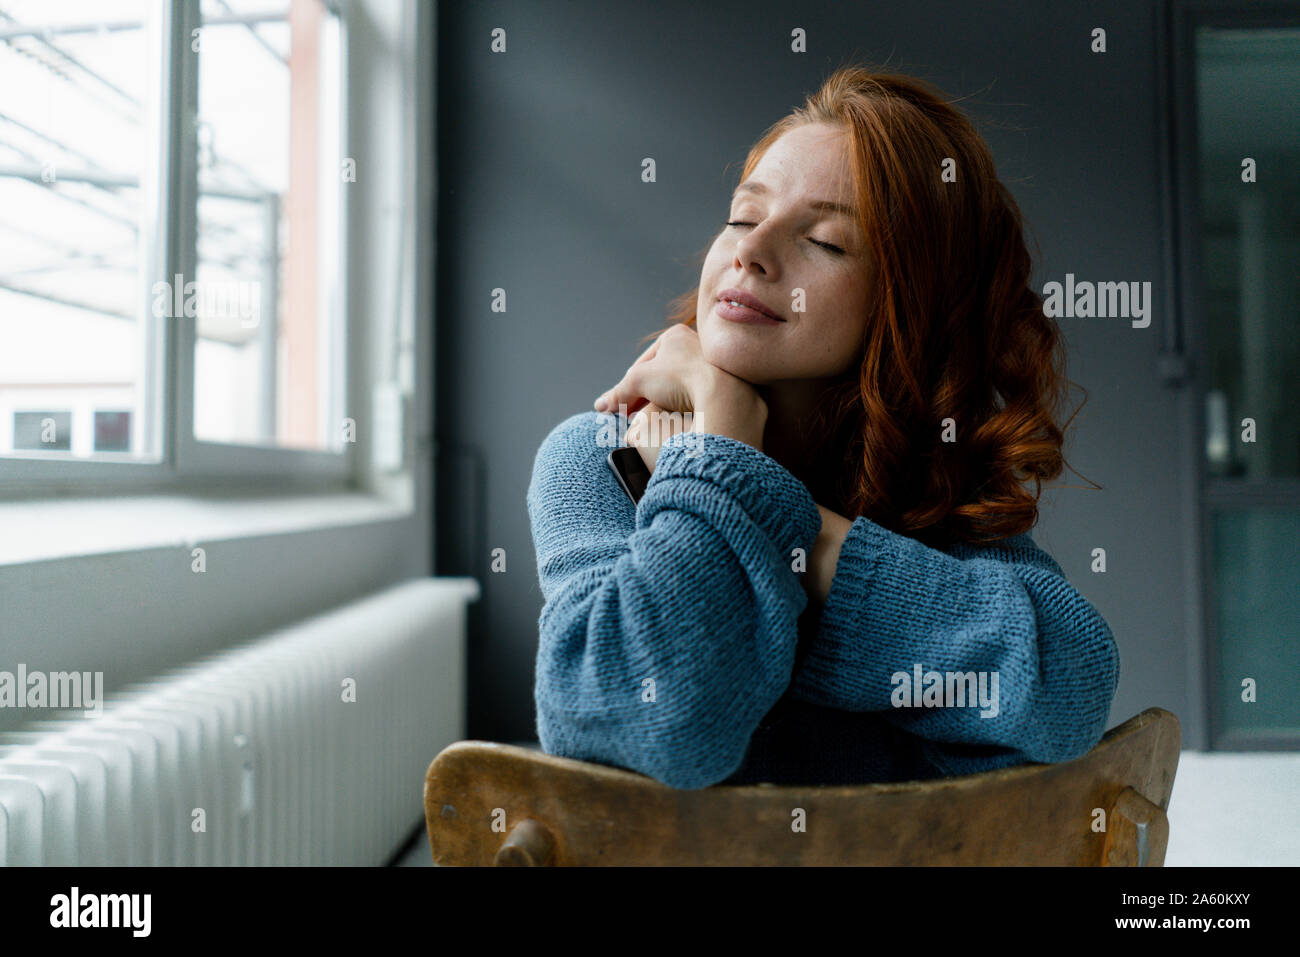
[424,707,1179,866]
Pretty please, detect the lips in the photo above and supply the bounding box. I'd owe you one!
[716,288,784,321]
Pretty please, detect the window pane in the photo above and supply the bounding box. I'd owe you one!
[13,410,72,451]
[94,409,132,452]
[193,0,344,452]
[1197,28,1300,479]
[0,0,161,460]
[1211,509,1300,740]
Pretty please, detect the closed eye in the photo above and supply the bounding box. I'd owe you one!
[725,220,845,255]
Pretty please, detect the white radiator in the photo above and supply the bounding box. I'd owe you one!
[0,577,477,866]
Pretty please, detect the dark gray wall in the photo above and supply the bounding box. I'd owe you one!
[435,0,1203,748]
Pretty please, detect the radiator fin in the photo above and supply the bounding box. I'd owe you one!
[0,578,473,866]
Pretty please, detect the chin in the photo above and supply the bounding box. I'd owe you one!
[699,336,776,386]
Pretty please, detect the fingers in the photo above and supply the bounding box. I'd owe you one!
[595,360,649,415]
[602,341,659,411]
[625,402,656,444]
[626,403,672,473]
[632,338,661,365]
[595,379,646,416]
[594,327,682,413]
[627,402,690,450]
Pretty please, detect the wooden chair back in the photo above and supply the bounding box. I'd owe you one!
[424,707,1179,865]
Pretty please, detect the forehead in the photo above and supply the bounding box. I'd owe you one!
[747,123,851,196]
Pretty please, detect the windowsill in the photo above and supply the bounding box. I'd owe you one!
[0,489,414,567]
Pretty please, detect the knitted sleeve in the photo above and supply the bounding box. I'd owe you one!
[526,411,821,789]
[788,517,1121,775]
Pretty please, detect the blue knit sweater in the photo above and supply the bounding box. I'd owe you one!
[526,410,1120,790]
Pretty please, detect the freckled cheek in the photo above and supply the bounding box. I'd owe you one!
[807,292,867,354]
[802,281,856,323]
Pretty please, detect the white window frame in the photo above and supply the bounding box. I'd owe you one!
[0,0,367,495]
[0,0,435,671]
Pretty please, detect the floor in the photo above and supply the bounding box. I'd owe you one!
[1162,751,1299,866]
[395,750,1300,866]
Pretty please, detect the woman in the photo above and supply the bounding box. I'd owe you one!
[526,67,1119,789]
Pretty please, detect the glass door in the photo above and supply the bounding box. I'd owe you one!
[1184,16,1300,748]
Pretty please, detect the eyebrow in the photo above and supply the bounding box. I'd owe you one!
[732,180,858,218]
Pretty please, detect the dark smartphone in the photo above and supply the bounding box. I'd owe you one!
[607,446,651,505]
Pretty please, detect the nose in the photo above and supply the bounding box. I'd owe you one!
[732,227,774,278]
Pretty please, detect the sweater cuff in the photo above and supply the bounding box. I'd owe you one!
[819,515,894,629]
[644,430,821,556]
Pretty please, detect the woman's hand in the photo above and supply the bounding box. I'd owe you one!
[595,323,768,453]
[625,402,688,474]
[594,323,712,419]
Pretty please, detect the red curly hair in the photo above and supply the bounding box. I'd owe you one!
[637,66,1095,550]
